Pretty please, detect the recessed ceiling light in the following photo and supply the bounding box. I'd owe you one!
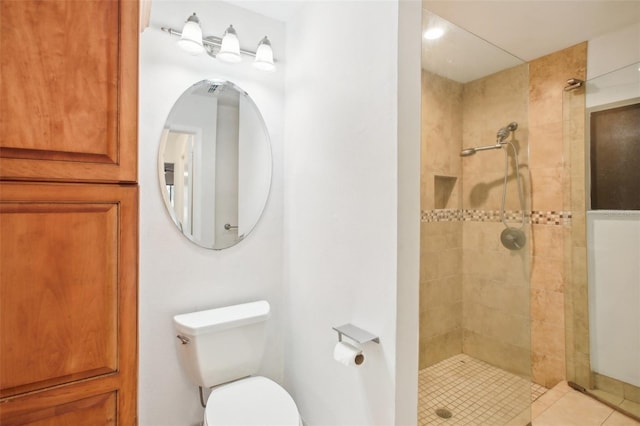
[423,27,445,40]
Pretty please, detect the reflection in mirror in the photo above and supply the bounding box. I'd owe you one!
[158,80,272,250]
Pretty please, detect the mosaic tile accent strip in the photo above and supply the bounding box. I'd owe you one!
[419,354,548,426]
[421,209,572,226]
[421,209,464,222]
[461,209,527,223]
[529,210,572,225]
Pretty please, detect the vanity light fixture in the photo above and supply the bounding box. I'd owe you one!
[253,37,275,72]
[218,25,242,63]
[177,13,205,54]
[162,13,276,71]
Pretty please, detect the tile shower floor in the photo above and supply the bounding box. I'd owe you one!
[418,354,547,425]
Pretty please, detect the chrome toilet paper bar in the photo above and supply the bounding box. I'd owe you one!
[332,324,380,344]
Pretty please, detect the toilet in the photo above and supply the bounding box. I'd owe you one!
[173,300,301,426]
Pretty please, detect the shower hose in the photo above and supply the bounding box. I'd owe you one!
[500,141,526,230]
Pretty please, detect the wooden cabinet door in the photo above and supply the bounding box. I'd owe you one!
[0,0,138,183]
[0,182,138,425]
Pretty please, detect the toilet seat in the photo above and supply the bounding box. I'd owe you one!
[204,376,300,426]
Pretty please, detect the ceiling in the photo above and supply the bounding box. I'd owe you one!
[423,1,640,82]
[421,8,525,83]
[223,0,306,22]
[423,1,640,63]
[225,0,639,82]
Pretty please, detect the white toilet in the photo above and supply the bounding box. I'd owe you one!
[173,300,301,426]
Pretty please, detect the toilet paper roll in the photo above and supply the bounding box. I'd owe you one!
[333,341,365,366]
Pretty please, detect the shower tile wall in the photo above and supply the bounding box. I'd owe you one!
[564,46,590,390]
[420,70,463,368]
[461,64,531,378]
[421,70,463,213]
[529,42,587,388]
[461,65,530,213]
[421,44,587,387]
[420,65,531,374]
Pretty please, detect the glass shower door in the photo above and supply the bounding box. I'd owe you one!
[564,62,640,421]
[419,9,533,425]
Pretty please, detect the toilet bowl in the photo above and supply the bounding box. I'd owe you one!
[204,376,300,426]
[173,301,301,425]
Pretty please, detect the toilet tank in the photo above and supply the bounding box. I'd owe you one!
[173,300,270,388]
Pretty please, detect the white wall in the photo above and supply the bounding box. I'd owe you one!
[586,22,640,108]
[587,22,640,80]
[138,2,285,425]
[164,94,219,243]
[140,1,421,424]
[585,23,640,390]
[238,96,272,239]
[395,1,422,422]
[587,211,640,387]
[283,1,420,424]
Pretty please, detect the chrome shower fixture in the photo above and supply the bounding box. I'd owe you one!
[458,120,526,250]
[459,144,502,157]
[460,122,518,157]
[564,78,584,91]
[496,122,518,143]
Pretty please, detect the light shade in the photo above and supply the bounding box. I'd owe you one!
[217,25,241,63]
[177,13,204,55]
[253,36,275,72]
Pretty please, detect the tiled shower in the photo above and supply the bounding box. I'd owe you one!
[420,39,589,423]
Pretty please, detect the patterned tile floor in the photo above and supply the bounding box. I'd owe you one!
[418,354,547,425]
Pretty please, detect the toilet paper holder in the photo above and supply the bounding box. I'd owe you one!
[332,324,380,344]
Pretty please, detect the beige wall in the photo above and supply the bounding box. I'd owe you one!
[461,65,530,212]
[529,42,587,388]
[421,71,463,212]
[419,71,463,369]
[461,64,531,377]
[420,65,531,375]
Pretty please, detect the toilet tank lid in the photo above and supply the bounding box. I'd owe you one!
[174,300,270,336]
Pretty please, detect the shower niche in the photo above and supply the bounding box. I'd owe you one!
[433,175,457,209]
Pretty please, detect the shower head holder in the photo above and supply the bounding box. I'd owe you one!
[497,122,518,143]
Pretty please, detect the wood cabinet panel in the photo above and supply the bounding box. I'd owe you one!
[3,392,117,426]
[0,1,118,159]
[0,203,118,395]
[0,182,138,424]
[0,0,138,183]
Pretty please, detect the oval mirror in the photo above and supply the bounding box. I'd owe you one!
[158,80,272,249]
